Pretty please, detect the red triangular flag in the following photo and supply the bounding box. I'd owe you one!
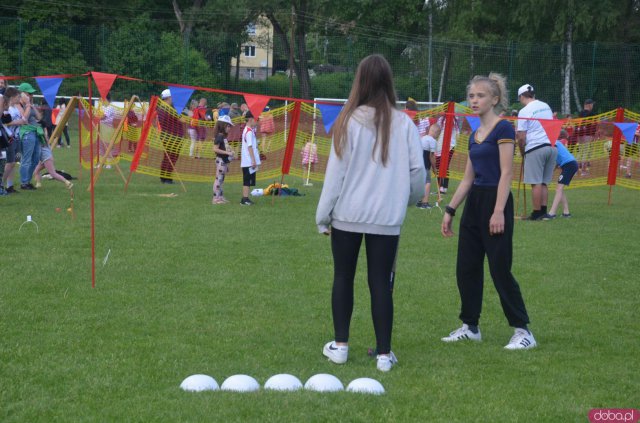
[91,72,118,101]
[403,109,418,120]
[243,94,271,119]
[539,119,565,146]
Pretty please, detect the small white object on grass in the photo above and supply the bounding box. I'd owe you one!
[251,188,264,197]
[304,374,344,392]
[19,216,39,233]
[180,374,219,392]
[264,374,303,391]
[102,248,111,266]
[346,378,385,395]
[221,375,260,392]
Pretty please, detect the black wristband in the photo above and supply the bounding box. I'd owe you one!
[445,205,456,217]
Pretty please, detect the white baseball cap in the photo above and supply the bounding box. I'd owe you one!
[217,115,234,126]
[161,89,171,99]
[517,84,534,97]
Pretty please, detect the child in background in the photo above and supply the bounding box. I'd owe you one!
[33,143,73,190]
[544,130,578,219]
[301,141,318,172]
[211,115,234,204]
[417,123,441,209]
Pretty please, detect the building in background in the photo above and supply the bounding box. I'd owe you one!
[231,20,273,81]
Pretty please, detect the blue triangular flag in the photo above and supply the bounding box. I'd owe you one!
[613,122,638,144]
[317,103,343,134]
[168,86,194,115]
[465,116,480,132]
[35,77,64,109]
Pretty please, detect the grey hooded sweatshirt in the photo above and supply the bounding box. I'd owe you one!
[316,105,426,236]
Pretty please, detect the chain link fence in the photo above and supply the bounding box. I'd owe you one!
[1,17,639,112]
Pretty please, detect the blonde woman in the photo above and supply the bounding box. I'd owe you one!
[441,73,536,350]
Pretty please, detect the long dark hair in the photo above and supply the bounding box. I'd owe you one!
[331,54,397,165]
[213,121,230,138]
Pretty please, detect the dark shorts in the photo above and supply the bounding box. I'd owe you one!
[242,166,256,186]
[5,137,18,163]
[558,160,578,186]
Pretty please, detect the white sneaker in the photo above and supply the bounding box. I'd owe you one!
[323,341,348,364]
[441,324,482,342]
[504,328,537,350]
[376,351,398,372]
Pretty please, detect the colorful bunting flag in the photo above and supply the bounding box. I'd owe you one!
[244,94,271,120]
[35,77,63,109]
[465,116,480,132]
[403,109,418,121]
[613,122,638,144]
[539,119,565,146]
[91,72,118,101]
[168,86,194,115]
[317,103,343,134]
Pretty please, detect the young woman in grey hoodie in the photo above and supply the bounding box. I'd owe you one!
[316,54,425,372]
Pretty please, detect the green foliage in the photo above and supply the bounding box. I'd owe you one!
[20,28,88,76]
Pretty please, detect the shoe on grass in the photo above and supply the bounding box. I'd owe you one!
[561,213,572,218]
[323,341,348,364]
[542,214,556,220]
[376,351,398,372]
[441,323,482,342]
[504,328,537,350]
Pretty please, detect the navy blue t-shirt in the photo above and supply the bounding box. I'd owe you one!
[468,119,515,187]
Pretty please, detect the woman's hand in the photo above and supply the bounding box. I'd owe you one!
[441,213,454,237]
[489,211,505,235]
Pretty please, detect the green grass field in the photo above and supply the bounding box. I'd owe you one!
[1,146,638,422]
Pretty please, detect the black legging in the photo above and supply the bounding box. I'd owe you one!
[330,227,399,354]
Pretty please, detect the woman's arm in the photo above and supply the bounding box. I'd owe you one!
[489,142,515,235]
[441,157,475,237]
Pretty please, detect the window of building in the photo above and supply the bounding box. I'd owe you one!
[247,69,255,80]
[244,45,256,57]
[247,23,256,35]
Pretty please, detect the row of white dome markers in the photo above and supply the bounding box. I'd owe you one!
[180,373,385,395]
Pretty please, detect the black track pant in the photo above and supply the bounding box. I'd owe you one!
[456,186,530,328]
[330,227,399,354]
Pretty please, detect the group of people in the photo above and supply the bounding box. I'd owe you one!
[316,55,545,373]
[1,78,73,196]
[157,89,261,206]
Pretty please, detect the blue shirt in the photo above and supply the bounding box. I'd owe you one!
[555,142,576,166]
[469,120,515,187]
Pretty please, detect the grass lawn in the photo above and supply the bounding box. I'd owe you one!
[1,146,638,422]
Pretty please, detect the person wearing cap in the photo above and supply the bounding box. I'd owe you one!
[240,110,260,205]
[577,98,596,175]
[157,89,184,184]
[516,84,557,220]
[211,114,234,204]
[17,82,43,190]
[228,102,242,120]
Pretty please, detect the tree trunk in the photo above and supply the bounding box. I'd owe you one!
[560,42,565,112]
[172,0,203,37]
[570,59,581,113]
[294,0,311,99]
[562,20,573,116]
[266,4,312,99]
